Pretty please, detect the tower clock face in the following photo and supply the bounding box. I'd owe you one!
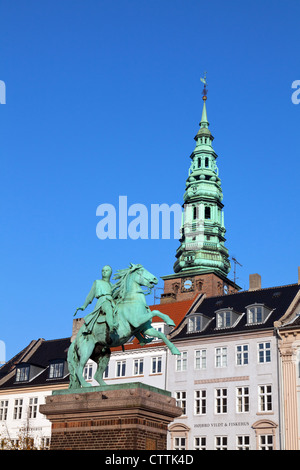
[183,279,193,290]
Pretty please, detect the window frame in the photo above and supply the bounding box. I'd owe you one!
[236,386,250,413]
[195,349,207,370]
[49,360,65,379]
[15,364,30,382]
[151,356,162,374]
[194,389,207,415]
[258,384,273,412]
[133,358,144,376]
[236,344,249,366]
[116,360,126,378]
[258,342,271,363]
[175,391,187,415]
[176,351,188,372]
[215,388,228,414]
[215,347,228,368]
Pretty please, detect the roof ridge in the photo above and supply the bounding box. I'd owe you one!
[206,283,300,301]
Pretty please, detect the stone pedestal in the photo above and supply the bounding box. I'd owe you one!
[40,383,182,450]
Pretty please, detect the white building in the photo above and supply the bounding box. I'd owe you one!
[166,282,300,450]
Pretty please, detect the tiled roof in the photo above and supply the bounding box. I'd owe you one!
[172,283,300,340]
[0,338,71,390]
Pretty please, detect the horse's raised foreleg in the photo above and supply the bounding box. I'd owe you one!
[141,326,180,355]
[148,309,176,327]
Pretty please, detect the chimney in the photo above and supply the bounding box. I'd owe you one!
[298,267,300,285]
[71,318,84,342]
[249,273,261,291]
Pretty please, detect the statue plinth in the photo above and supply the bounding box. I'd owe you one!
[39,383,182,450]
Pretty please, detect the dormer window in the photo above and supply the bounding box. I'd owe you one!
[48,360,66,379]
[246,304,272,325]
[217,310,231,328]
[16,365,30,382]
[15,363,44,383]
[215,308,243,330]
[188,313,211,333]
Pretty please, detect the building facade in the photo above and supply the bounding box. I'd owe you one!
[0,338,70,449]
[166,281,300,450]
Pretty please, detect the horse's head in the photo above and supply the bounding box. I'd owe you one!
[129,263,158,290]
[112,263,158,301]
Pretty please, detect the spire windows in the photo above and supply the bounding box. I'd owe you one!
[205,207,211,220]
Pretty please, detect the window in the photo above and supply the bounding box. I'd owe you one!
[104,365,109,378]
[16,365,30,382]
[41,438,51,450]
[13,399,23,420]
[194,390,206,415]
[215,347,227,368]
[174,437,186,450]
[215,388,227,414]
[215,436,227,450]
[194,436,206,450]
[195,349,207,369]
[216,311,231,329]
[205,157,209,167]
[29,397,38,419]
[0,400,8,421]
[188,314,210,333]
[205,206,211,219]
[151,356,162,374]
[176,352,187,371]
[133,358,144,376]
[237,435,250,450]
[193,206,198,220]
[236,387,249,413]
[258,385,272,412]
[258,342,271,363]
[84,363,93,380]
[259,434,274,450]
[248,305,262,323]
[246,304,272,324]
[236,344,249,365]
[116,360,126,377]
[188,315,202,333]
[175,391,187,415]
[49,361,64,379]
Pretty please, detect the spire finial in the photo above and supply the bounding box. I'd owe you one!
[200,72,207,101]
[199,72,209,128]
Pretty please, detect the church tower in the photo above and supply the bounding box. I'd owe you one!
[161,80,240,303]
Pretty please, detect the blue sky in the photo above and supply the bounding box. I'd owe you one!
[1,0,300,361]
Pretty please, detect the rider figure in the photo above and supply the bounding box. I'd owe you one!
[74,265,118,336]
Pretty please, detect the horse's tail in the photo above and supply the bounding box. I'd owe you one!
[67,341,81,389]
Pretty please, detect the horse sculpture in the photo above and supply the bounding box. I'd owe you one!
[67,264,180,388]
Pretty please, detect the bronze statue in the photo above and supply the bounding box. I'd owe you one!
[68,263,180,388]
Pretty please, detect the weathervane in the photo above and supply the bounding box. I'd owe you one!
[200,72,208,98]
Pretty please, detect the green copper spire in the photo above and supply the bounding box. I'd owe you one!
[199,95,209,128]
[173,82,231,278]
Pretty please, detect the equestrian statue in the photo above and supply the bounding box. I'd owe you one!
[67,263,180,389]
